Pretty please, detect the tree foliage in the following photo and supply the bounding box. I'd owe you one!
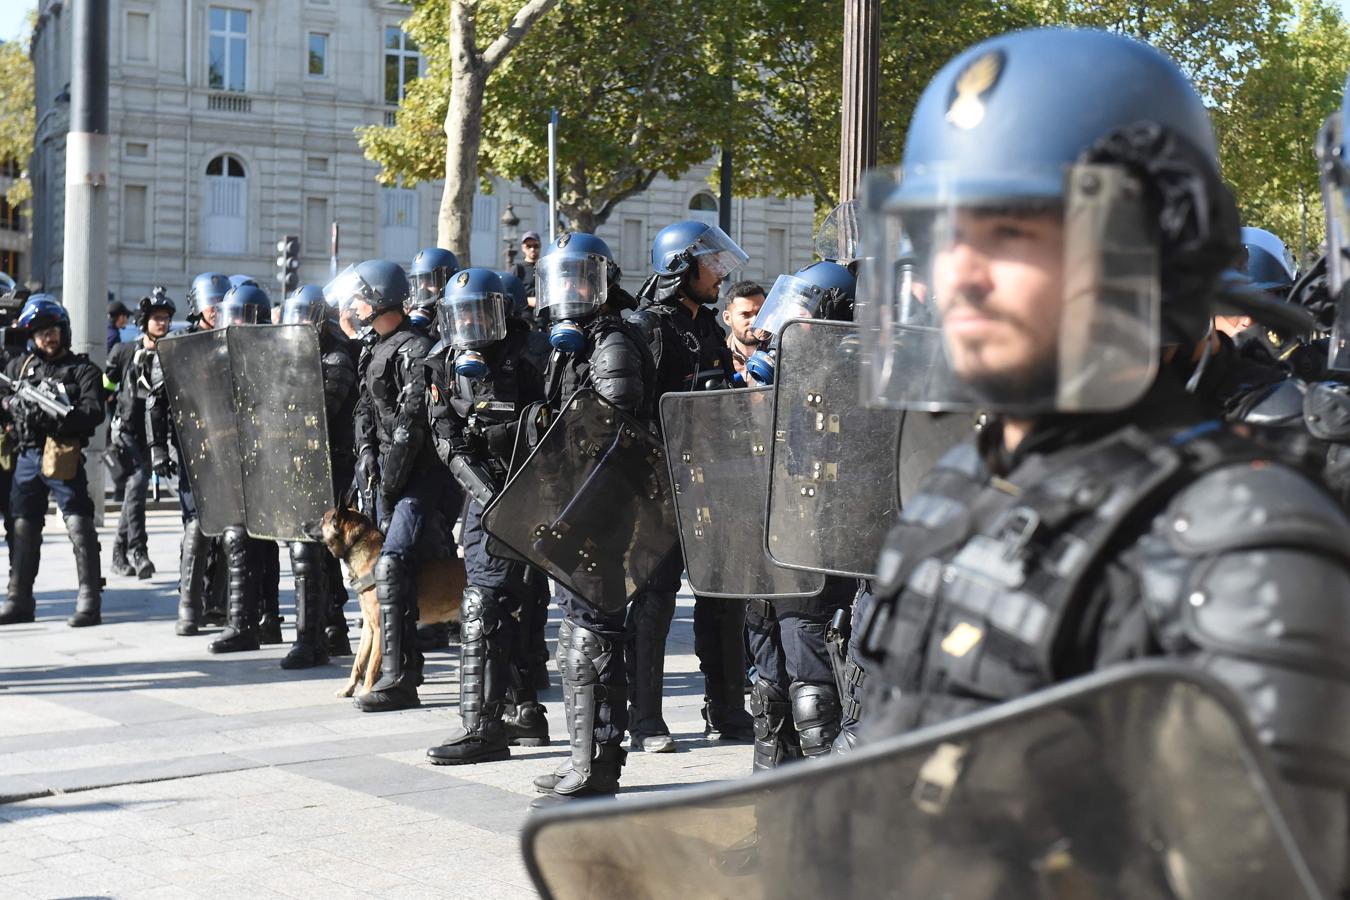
[0,27,36,209]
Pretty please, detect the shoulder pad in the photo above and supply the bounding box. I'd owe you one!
[1304,380,1350,442]
[622,308,662,344]
[401,332,435,357]
[1242,378,1305,427]
[1165,462,1350,560]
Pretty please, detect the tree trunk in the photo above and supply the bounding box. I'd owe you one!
[439,66,486,263]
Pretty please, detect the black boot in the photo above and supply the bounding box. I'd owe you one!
[65,515,103,628]
[531,624,624,808]
[427,587,512,764]
[129,545,154,580]
[697,599,755,741]
[325,556,353,655]
[354,555,420,712]
[202,541,228,626]
[281,541,329,670]
[790,682,842,759]
[257,540,283,644]
[176,519,209,636]
[505,700,550,747]
[110,533,134,577]
[625,591,676,753]
[533,619,573,792]
[750,680,800,772]
[208,527,259,653]
[0,517,41,625]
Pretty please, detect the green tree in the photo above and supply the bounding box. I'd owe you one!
[0,27,36,209]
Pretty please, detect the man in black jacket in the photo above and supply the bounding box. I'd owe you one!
[0,296,106,627]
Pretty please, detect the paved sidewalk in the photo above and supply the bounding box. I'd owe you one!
[0,509,753,899]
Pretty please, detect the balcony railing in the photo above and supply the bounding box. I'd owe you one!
[208,93,252,113]
[384,109,398,127]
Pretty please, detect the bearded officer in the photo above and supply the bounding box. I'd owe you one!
[854,28,1350,894]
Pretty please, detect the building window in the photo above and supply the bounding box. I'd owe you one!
[689,192,719,228]
[0,160,19,178]
[0,251,20,280]
[384,27,420,105]
[308,32,328,78]
[123,185,149,245]
[125,11,151,62]
[305,196,329,256]
[125,141,149,159]
[203,153,247,255]
[621,218,643,273]
[0,197,21,232]
[766,227,787,280]
[306,155,329,173]
[379,186,419,262]
[208,7,248,92]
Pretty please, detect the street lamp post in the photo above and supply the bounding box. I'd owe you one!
[501,202,520,269]
[839,0,880,204]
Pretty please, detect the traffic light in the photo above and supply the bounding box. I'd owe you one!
[276,235,300,294]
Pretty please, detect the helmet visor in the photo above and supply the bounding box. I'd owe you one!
[856,163,1160,414]
[752,274,831,337]
[411,269,447,311]
[438,291,508,349]
[536,253,608,319]
[220,296,263,325]
[280,295,329,326]
[687,226,750,280]
[324,265,382,323]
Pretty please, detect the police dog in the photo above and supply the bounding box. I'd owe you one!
[315,506,464,699]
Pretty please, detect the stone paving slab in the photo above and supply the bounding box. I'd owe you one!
[0,509,752,899]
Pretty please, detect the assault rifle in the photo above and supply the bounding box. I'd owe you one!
[0,372,73,421]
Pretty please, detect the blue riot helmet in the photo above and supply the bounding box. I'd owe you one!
[858,28,1236,414]
[651,221,749,278]
[281,284,332,328]
[745,261,857,386]
[323,260,410,330]
[496,271,529,318]
[1239,228,1295,295]
[535,232,619,352]
[187,272,231,324]
[18,294,71,351]
[410,247,460,309]
[220,284,271,325]
[228,274,260,290]
[440,268,509,378]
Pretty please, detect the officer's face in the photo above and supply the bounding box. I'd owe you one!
[723,293,764,346]
[32,325,61,356]
[200,306,219,329]
[146,311,172,339]
[933,209,1064,396]
[687,258,722,304]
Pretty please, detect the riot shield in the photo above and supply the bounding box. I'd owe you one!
[158,329,245,536]
[897,408,978,506]
[228,325,334,542]
[523,664,1322,900]
[482,389,679,612]
[661,387,824,599]
[766,319,906,578]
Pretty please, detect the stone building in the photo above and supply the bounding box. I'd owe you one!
[28,0,814,304]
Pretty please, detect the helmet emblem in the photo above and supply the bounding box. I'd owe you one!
[557,233,570,248]
[457,271,470,287]
[946,50,1003,130]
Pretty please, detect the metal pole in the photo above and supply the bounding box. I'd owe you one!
[718,146,733,234]
[547,109,558,241]
[839,0,880,203]
[62,0,110,524]
[330,222,340,278]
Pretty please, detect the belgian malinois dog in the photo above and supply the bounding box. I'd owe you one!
[315,506,464,699]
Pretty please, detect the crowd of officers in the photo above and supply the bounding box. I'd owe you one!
[7,23,1350,881]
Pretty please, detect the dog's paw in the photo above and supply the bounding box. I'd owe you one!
[336,684,356,698]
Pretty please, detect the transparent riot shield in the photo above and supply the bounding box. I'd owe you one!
[897,408,978,506]
[661,387,824,599]
[523,664,1322,900]
[157,329,246,536]
[765,319,904,578]
[228,325,335,542]
[482,389,679,612]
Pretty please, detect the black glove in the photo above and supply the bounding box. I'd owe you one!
[150,445,177,479]
[356,448,379,491]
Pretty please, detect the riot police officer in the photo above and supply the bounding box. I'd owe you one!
[278,284,359,669]
[409,247,460,339]
[333,259,458,712]
[741,260,860,765]
[424,268,550,764]
[854,28,1350,893]
[164,272,230,635]
[624,220,747,752]
[0,297,106,627]
[528,232,655,806]
[209,282,285,654]
[104,287,176,580]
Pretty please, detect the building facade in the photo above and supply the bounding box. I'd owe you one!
[29,0,814,304]
[0,159,28,286]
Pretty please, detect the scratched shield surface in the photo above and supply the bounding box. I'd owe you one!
[228,324,334,542]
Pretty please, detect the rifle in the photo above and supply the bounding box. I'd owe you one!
[0,371,73,422]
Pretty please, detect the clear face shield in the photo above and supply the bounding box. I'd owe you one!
[855,164,1161,414]
[1319,112,1350,372]
[411,269,448,313]
[438,291,509,349]
[280,296,330,327]
[324,265,383,328]
[752,274,833,339]
[220,296,263,326]
[686,225,750,279]
[535,253,609,320]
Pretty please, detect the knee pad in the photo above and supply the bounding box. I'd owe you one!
[789,682,842,757]
[462,586,503,640]
[374,554,407,596]
[562,625,612,689]
[289,541,318,578]
[750,680,790,734]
